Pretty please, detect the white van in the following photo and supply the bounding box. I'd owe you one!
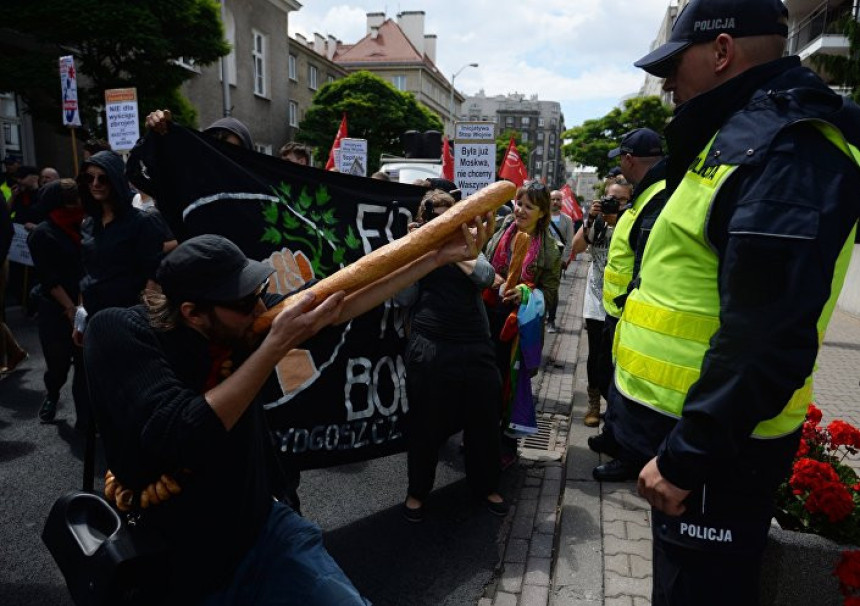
[378,154,442,184]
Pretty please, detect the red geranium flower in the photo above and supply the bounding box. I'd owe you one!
[804,482,855,523]
[835,550,860,591]
[828,420,860,449]
[807,403,823,426]
[796,438,810,458]
[790,458,841,492]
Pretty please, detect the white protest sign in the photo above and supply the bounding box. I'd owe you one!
[8,224,33,266]
[453,122,496,198]
[59,55,81,127]
[338,138,368,176]
[104,88,140,151]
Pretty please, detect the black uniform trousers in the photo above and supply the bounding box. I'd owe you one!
[37,298,89,428]
[404,331,502,501]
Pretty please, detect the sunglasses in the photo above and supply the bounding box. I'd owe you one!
[527,181,547,191]
[83,172,109,186]
[213,279,270,315]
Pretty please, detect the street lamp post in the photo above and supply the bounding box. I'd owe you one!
[449,63,478,136]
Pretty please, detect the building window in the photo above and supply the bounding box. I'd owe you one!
[288,54,297,81]
[538,117,545,127]
[522,116,530,126]
[289,101,299,127]
[391,75,406,91]
[537,146,543,156]
[327,75,335,84]
[254,143,273,155]
[505,116,514,127]
[550,134,556,144]
[521,132,529,143]
[252,30,267,97]
[309,65,318,90]
[535,160,543,170]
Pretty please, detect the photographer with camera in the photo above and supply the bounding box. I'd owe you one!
[572,179,631,428]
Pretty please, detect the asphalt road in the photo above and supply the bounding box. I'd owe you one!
[0,306,520,606]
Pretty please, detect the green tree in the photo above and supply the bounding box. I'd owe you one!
[561,96,672,178]
[812,16,860,103]
[297,71,443,173]
[495,128,534,171]
[0,0,229,132]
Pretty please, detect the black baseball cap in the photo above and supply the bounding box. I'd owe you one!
[426,177,462,202]
[156,235,273,303]
[635,0,789,77]
[607,128,664,159]
[3,154,22,165]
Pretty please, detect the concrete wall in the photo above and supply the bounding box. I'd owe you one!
[181,0,292,154]
[837,244,860,317]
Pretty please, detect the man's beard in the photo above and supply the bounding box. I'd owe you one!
[205,312,262,355]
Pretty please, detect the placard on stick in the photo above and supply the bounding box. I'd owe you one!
[104,88,140,151]
[453,122,496,198]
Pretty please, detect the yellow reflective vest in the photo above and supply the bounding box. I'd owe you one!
[603,180,666,319]
[614,122,859,438]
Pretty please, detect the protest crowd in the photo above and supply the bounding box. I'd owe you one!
[2,0,860,605]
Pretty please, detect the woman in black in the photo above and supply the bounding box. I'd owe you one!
[396,189,507,522]
[74,150,163,344]
[27,179,87,425]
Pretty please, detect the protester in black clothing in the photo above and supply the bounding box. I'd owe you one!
[73,151,163,344]
[9,165,42,230]
[27,179,88,425]
[1,194,27,374]
[396,189,506,522]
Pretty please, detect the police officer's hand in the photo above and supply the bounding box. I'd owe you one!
[637,457,690,516]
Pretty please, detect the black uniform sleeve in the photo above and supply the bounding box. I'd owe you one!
[135,211,168,279]
[657,124,860,489]
[27,227,62,291]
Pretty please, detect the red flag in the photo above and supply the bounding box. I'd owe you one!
[325,113,348,171]
[441,136,454,181]
[497,137,528,188]
[560,184,583,222]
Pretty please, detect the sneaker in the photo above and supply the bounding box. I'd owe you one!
[39,396,59,423]
[486,498,509,517]
[546,322,558,334]
[402,501,424,523]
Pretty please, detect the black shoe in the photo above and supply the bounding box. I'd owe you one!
[592,459,639,482]
[402,501,424,523]
[39,396,59,423]
[587,432,620,458]
[486,498,509,517]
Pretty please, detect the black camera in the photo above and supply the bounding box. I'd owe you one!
[600,195,622,215]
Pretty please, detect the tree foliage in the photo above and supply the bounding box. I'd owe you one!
[561,96,672,177]
[494,128,534,171]
[811,16,860,104]
[0,0,229,133]
[296,71,443,173]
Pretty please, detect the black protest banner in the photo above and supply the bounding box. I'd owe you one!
[128,126,424,469]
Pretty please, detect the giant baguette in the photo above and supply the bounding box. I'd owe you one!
[253,180,515,333]
[503,231,531,293]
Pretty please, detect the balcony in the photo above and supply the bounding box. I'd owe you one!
[786,0,857,60]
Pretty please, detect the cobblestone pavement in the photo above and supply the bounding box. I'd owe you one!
[482,254,860,606]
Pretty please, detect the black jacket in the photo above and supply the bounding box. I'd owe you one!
[85,306,276,601]
[614,57,860,491]
[78,151,164,314]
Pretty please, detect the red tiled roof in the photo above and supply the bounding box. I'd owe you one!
[334,19,424,64]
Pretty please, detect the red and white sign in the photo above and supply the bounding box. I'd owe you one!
[59,55,81,127]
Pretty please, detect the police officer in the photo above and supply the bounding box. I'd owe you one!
[611,0,860,604]
[589,128,667,482]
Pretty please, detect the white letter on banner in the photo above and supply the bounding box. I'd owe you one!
[345,357,374,421]
[372,356,401,417]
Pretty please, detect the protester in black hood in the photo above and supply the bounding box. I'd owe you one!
[74,151,164,343]
[203,117,254,150]
[27,179,89,427]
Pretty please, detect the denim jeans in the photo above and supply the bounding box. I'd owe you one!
[200,501,371,606]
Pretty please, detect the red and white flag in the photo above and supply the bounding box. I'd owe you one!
[560,184,583,222]
[497,137,528,188]
[325,113,348,171]
[441,135,454,181]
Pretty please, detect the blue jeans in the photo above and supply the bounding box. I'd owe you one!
[201,501,371,606]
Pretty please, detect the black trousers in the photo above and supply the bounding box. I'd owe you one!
[37,300,89,428]
[597,314,618,399]
[404,332,502,501]
[584,318,604,390]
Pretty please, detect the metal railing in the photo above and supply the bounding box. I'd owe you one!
[787,0,857,55]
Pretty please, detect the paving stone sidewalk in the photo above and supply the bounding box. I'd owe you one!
[480,255,860,606]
